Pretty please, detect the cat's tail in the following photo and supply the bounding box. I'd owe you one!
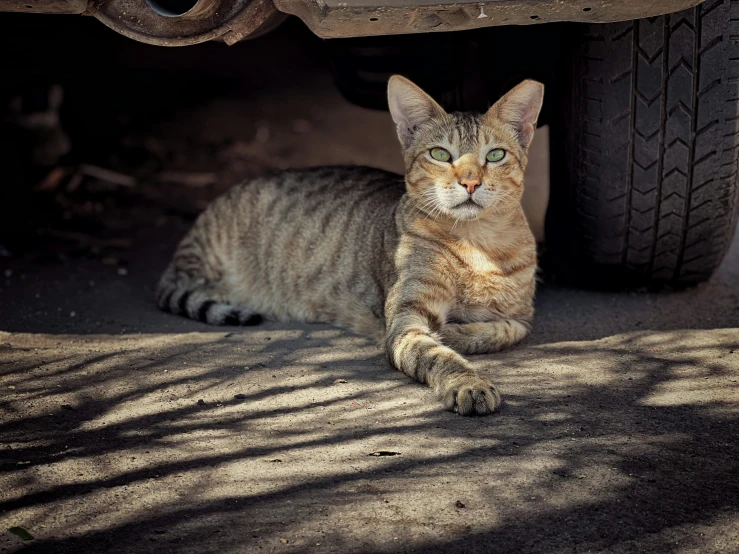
[156,263,262,326]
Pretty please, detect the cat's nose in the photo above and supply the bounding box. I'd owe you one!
[458,178,481,194]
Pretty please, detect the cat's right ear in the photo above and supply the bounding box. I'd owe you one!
[388,75,445,149]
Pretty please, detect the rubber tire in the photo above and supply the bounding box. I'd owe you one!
[546,0,739,289]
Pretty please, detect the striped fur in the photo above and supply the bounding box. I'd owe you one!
[157,76,543,416]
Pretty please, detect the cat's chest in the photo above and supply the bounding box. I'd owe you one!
[447,248,535,321]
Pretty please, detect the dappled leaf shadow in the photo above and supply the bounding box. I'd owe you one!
[1,325,737,553]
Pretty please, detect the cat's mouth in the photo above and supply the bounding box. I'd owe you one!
[453,199,481,209]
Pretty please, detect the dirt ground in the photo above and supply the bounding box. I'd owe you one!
[1,14,738,554]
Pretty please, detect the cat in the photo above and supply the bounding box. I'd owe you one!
[157,75,543,416]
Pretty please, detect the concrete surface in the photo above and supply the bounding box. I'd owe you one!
[1,226,738,554]
[1,15,738,554]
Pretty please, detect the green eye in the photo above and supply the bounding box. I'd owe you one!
[430,147,452,162]
[486,148,506,163]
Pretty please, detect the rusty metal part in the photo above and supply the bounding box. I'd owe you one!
[87,0,277,46]
[0,0,86,14]
[145,0,217,19]
[273,0,706,38]
[243,9,289,39]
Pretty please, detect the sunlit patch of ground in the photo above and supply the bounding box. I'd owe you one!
[1,326,737,553]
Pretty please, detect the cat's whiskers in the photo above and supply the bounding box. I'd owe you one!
[488,190,520,214]
[427,206,444,222]
[451,214,462,232]
[417,198,439,218]
[416,189,445,221]
[487,200,505,216]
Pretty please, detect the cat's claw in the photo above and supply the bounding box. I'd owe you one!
[442,377,502,416]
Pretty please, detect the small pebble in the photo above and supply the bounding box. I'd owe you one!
[197,399,205,406]
[455,500,466,509]
[117,267,128,276]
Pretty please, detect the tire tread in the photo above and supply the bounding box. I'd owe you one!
[567,0,739,286]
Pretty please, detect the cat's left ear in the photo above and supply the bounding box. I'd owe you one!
[486,80,544,150]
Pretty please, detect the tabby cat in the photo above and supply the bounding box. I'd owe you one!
[157,76,543,416]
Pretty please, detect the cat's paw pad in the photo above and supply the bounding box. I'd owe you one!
[442,377,501,416]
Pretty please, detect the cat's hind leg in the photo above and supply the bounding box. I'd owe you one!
[439,320,530,355]
[156,264,262,326]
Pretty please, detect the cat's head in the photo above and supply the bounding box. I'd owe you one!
[388,76,543,221]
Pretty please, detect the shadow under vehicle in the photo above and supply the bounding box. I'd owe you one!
[2,0,737,289]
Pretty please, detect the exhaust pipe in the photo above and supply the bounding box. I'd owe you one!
[144,0,215,18]
[88,0,278,46]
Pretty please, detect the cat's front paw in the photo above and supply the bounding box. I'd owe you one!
[441,376,502,416]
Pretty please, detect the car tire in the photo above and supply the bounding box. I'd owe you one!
[546,0,739,289]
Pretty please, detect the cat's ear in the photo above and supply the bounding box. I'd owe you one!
[486,80,544,150]
[388,75,446,149]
